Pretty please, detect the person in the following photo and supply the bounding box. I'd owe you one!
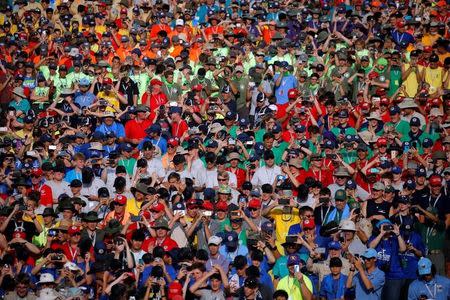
[277,254,313,300]
[346,248,385,300]
[319,257,347,300]
[189,265,228,300]
[407,257,450,300]
[4,273,37,300]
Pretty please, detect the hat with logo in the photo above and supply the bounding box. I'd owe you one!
[334,189,347,201]
[417,257,432,275]
[208,235,222,246]
[373,182,385,190]
[302,219,315,229]
[287,254,301,265]
[328,241,342,250]
[361,248,378,259]
[248,198,262,209]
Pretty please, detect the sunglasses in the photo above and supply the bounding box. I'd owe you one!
[231,218,243,223]
[73,232,81,236]
[218,178,227,182]
[248,207,259,212]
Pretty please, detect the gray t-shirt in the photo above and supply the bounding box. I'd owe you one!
[198,288,226,300]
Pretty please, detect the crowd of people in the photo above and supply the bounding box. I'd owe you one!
[0,0,450,299]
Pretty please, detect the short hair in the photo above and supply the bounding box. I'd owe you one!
[73,153,85,161]
[263,132,275,141]
[16,273,31,286]
[190,262,206,273]
[273,290,289,299]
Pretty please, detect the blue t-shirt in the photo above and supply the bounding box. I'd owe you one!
[95,122,126,138]
[408,275,450,300]
[368,235,404,279]
[400,232,426,280]
[137,136,168,154]
[274,73,298,105]
[320,273,347,300]
[65,168,82,183]
[75,91,96,108]
[352,267,385,300]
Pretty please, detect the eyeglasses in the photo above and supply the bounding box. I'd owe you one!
[73,232,81,236]
[218,178,227,182]
[248,207,259,212]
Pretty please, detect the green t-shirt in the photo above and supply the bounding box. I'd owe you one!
[330,126,357,139]
[417,222,445,251]
[118,158,137,175]
[385,120,411,139]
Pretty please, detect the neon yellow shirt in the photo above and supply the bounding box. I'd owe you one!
[277,274,313,300]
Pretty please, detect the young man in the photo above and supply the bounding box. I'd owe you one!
[319,257,348,300]
[346,248,385,300]
[277,254,313,300]
[407,257,450,300]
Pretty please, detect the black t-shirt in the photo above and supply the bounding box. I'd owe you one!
[419,191,450,221]
[5,219,38,242]
[119,78,139,109]
[411,186,430,206]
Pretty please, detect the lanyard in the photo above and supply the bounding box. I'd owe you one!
[312,169,322,182]
[425,282,436,299]
[396,31,405,44]
[68,246,78,261]
[429,194,441,208]
[321,206,331,223]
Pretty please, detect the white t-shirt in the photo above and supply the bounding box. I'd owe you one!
[251,165,282,187]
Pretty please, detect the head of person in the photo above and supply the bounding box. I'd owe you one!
[361,248,378,269]
[417,257,436,282]
[329,257,343,276]
[207,236,222,256]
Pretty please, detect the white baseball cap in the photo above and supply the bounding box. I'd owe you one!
[175,19,184,26]
[37,273,55,284]
[339,219,356,231]
[208,236,223,246]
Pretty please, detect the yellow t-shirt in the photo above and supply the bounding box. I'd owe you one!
[401,63,420,97]
[97,91,120,112]
[423,66,443,94]
[277,274,313,300]
[269,207,301,244]
[125,197,141,216]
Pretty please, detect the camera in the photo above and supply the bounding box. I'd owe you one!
[383,224,394,231]
[48,229,58,237]
[114,238,124,245]
[52,254,63,261]
[99,100,108,106]
[130,215,141,222]
[278,198,290,205]
[285,235,298,244]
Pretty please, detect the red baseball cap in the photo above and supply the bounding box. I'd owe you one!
[150,79,163,86]
[68,226,81,235]
[192,84,203,91]
[120,8,128,14]
[141,211,151,219]
[380,97,390,106]
[376,137,387,146]
[103,77,113,85]
[288,89,299,99]
[429,175,442,187]
[168,281,183,298]
[216,200,228,211]
[31,168,43,177]
[114,195,127,205]
[151,202,165,212]
[202,200,214,211]
[248,198,261,209]
[168,138,179,147]
[361,102,370,111]
[186,198,199,209]
[302,219,316,229]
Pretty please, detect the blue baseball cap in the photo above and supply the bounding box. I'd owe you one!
[403,179,416,190]
[415,168,427,177]
[121,143,133,152]
[79,78,90,86]
[287,254,300,265]
[145,123,161,134]
[376,219,392,229]
[239,118,249,127]
[223,231,239,248]
[389,105,401,115]
[272,123,282,134]
[203,188,216,200]
[410,117,421,127]
[328,241,342,250]
[338,110,349,118]
[361,248,378,259]
[392,166,402,174]
[299,139,310,148]
[294,124,306,133]
[422,138,433,148]
[417,257,432,275]
[206,140,218,148]
[323,140,335,149]
[345,179,357,189]
[261,221,274,233]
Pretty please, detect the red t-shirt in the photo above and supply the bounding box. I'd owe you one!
[143,236,178,252]
[171,120,188,139]
[32,184,53,207]
[125,118,153,141]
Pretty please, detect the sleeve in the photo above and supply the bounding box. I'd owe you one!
[371,270,385,294]
[319,277,328,298]
[117,124,126,138]
[124,122,132,139]
[407,281,418,300]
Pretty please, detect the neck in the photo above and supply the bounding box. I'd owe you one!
[332,273,340,279]
[367,265,376,273]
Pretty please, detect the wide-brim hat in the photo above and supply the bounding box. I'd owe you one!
[104,219,123,235]
[13,87,27,99]
[41,207,58,218]
[398,98,418,109]
[152,218,170,231]
[82,211,102,222]
[131,182,149,195]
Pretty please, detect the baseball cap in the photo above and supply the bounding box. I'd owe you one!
[287,254,300,265]
[429,175,442,187]
[208,235,222,246]
[302,219,315,229]
[68,226,81,235]
[248,198,261,209]
[361,248,378,259]
[223,231,239,248]
[113,195,127,205]
[328,241,342,250]
[373,182,385,191]
[410,117,421,127]
[417,257,432,275]
[334,189,347,201]
[261,221,274,233]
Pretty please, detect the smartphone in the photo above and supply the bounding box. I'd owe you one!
[48,145,56,151]
[230,211,241,217]
[99,100,108,106]
[383,224,394,231]
[173,209,185,216]
[279,198,290,205]
[277,175,286,181]
[0,127,8,132]
[285,235,297,244]
[130,215,141,222]
[369,168,380,174]
[203,211,213,217]
[228,138,236,145]
[26,151,36,157]
[316,247,326,254]
[48,229,58,237]
[294,265,300,273]
[9,111,14,117]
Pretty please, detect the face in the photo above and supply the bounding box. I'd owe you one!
[131,239,143,250]
[16,283,29,297]
[156,228,168,238]
[191,268,203,280]
[208,244,219,255]
[335,199,346,210]
[265,157,275,168]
